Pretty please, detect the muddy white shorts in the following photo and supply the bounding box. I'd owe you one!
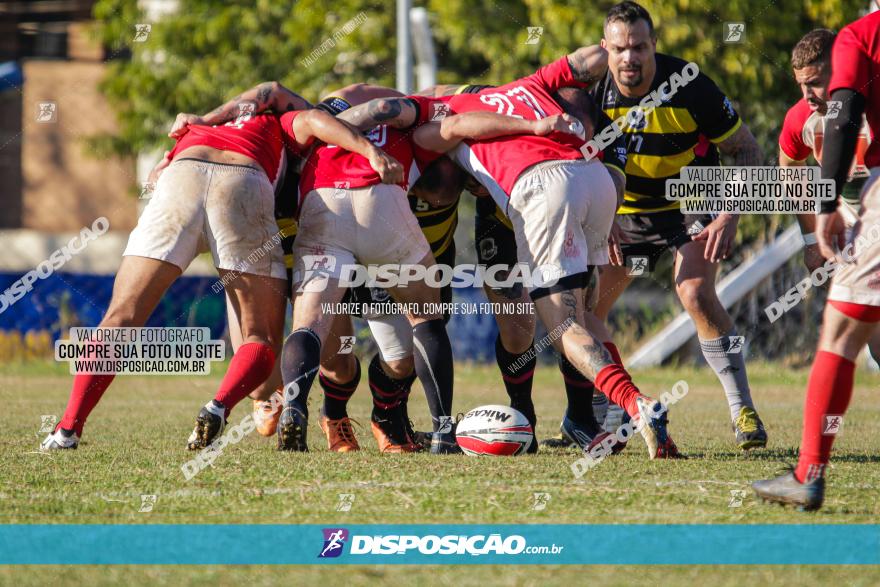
[366,313,414,362]
[507,158,617,294]
[292,183,431,291]
[123,158,286,279]
[829,168,880,307]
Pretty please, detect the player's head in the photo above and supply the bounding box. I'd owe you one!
[790,29,835,114]
[552,86,597,140]
[410,156,467,207]
[602,1,657,92]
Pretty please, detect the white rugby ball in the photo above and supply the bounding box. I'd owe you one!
[455,404,534,456]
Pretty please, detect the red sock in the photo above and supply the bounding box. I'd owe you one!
[59,373,117,436]
[594,364,643,417]
[214,342,276,416]
[794,351,855,483]
[604,342,623,365]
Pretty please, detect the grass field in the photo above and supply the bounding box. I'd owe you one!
[2,360,879,584]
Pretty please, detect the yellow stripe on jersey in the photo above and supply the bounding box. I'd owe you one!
[709,118,742,144]
[276,217,298,239]
[413,199,458,257]
[603,106,698,135]
[618,198,681,215]
[625,149,696,179]
[275,217,298,269]
[493,204,513,230]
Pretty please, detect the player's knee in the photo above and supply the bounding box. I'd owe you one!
[676,280,715,313]
[498,325,533,355]
[382,356,414,379]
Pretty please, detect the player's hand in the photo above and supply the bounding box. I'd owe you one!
[608,220,626,266]
[533,114,584,138]
[692,213,738,263]
[169,113,206,139]
[816,211,847,260]
[147,151,171,184]
[367,148,404,185]
[803,243,827,274]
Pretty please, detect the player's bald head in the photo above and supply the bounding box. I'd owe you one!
[410,156,467,207]
[552,86,597,136]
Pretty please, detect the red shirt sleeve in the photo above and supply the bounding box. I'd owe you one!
[407,95,455,126]
[278,110,307,156]
[412,140,444,169]
[778,102,812,161]
[522,56,585,92]
[829,25,871,97]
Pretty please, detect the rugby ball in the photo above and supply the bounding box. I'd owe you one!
[455,404,534,456]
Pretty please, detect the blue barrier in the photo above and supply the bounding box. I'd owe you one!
[0,272,549,362]
[0,271,227,341]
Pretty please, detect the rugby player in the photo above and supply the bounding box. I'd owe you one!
[275,103,570,454]
[182,82,464,453]
[343,43,682,459]
[428,85,628,452]
[344,84,626,454]
[548,1,768,452]
[754,10,880,510]
[187,103,401,449]
[41,87,320,450]
[778,29,880,362]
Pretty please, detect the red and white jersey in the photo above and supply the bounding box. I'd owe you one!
[413,56,589,211]
[830,11,880,169]
[779,98,872,180]
[168,113,286,183]
[278,111,415,207]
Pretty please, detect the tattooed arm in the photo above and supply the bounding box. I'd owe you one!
[414,112,582,153]
[716,123,763,167]
[566,45,609,85]
[336,97,420,131]
[169,81,312,138]
[289,109,403,185]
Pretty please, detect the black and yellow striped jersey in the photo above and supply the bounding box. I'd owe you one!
[410,194,459,258]
[591,53,741,214]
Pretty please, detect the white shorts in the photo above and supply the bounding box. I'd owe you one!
[507,159,617,292]
[829,168,880,306]
[292,183,431,290]
[366,313,413,362]
[123,159,286,279]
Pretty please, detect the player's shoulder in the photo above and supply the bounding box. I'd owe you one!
[654,52,690,71]
[840,11,880,41]
[783,98,813,129]
[655,53,717,90]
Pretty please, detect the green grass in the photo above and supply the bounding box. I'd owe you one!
[2,361,879,584]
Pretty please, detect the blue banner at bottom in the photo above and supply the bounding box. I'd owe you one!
[1,524,878,565]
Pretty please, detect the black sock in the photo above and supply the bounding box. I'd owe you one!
[495,335,536,426]
[320,360,361,420]
[412,319,454,432]
[281,328,322,417]
[558,353,599,432]
[398,377,417,430]
[368,354,416,419]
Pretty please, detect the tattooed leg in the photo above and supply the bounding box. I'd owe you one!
[533,287,649,415]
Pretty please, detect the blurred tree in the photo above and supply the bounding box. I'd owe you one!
[92,0,866,166]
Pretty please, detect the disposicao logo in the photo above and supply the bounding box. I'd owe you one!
[318,528,349,558]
